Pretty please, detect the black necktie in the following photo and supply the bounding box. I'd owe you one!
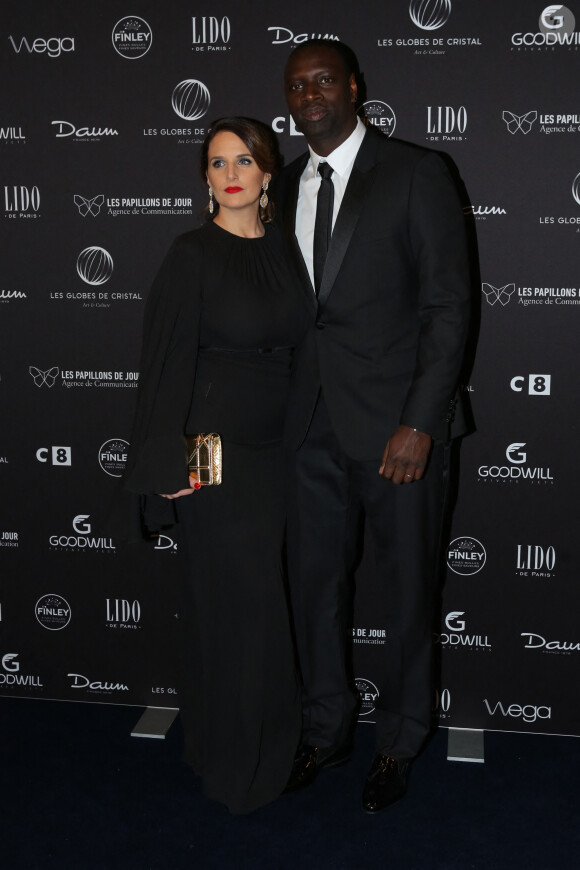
[313,162,334,295]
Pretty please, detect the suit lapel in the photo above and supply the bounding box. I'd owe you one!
[317,130,377,308]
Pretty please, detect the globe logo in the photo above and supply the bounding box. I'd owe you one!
[409,0,452,30]
[172,79,211,121]
[76,246,114,286]
[572,172,580,206]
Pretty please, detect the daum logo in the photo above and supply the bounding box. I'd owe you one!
[171,80,211,122]
[502,111,537,135]
[29,366,59,388]
[74,195,104,217]
[112,17,152,59]
[481,283,515,306]
[76,247,113,286]
[572,173,580,206]
[409,0,452,30]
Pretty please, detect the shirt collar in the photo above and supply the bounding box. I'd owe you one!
[308,117,366,178]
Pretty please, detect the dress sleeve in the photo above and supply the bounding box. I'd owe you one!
[123,234,202,496]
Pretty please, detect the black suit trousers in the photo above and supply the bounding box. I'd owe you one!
[286,394,449,761]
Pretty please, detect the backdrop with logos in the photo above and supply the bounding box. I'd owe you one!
[2,0,579,738]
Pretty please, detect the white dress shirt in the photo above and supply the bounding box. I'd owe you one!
[295,117,366,288]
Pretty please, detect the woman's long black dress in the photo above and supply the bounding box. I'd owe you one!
[124,220,310,813]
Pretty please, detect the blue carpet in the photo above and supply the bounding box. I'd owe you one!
[0,697,577,869]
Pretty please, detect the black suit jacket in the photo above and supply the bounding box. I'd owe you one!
[277,126,472,459]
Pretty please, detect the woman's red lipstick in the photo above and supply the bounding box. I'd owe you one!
[225,186,243,193]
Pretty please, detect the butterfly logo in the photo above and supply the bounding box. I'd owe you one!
[481,283,515,307]
[502,111,537,135]
[29,366,59,388]
[73,194,104,217]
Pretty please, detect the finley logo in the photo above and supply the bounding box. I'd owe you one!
[360,101,396,137]
[409,0,452,30]
[76,247,113,285]
[481,283,515,306]
[502,111,537,134]
[112,17,152,59]
[171,80,211,121]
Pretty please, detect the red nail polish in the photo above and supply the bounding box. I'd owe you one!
[194,482,202,490]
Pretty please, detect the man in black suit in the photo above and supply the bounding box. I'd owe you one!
[279,40,471,812]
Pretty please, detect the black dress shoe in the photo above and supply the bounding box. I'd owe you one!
[284,743,351,793]
[362,754,409,813]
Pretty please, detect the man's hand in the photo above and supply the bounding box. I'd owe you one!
[379,425,432,484]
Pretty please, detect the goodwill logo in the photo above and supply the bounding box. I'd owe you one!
[1,654,43,689]
[477,443,553,485]
[435,611,492,652]
[511,5,579,49]
[0,126,26,144]
[49,514,115,553]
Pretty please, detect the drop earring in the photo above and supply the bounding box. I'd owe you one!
[260,180,269,210]
[208,186,215,214]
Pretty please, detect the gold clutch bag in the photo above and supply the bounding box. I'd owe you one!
[186,433,222,486]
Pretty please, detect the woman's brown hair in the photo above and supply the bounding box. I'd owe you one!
[200,117,283,223]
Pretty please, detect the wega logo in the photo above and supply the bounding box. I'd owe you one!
[76,247,113,286]
[502,110,537,135]
[409,0,452,30]
[8,35,75,57]
[481,283,515,307]
[171,80,211,121]
[483,699,551,724]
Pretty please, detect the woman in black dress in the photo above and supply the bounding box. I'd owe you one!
[124,118,310,813]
